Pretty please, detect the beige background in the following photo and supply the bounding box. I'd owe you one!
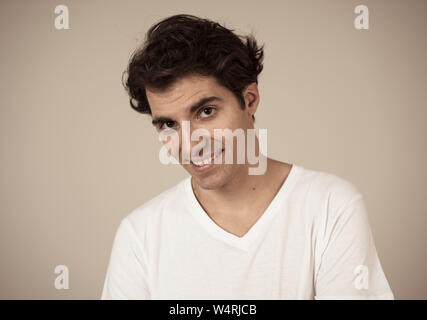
[0,0,426,299]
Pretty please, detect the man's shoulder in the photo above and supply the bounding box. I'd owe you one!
[296,165,363,210]
[124,176,189,225]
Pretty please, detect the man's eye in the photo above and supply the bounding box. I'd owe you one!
[199,106,215,118]
[160,121,176,130]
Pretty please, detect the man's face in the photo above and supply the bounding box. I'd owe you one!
[146,74,257,190]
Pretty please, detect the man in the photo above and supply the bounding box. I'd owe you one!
[101,14,394,299]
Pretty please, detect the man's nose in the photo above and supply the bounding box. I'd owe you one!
[180,128,212,162]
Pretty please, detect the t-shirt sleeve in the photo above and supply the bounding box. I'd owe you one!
[314,194,394,300]
[101,217,150,299]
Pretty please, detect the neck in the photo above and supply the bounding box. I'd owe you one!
[191,156,281,217]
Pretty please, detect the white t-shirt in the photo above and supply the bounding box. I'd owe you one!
[101,164,394,299]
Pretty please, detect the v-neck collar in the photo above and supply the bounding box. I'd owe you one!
[182,163,302,252]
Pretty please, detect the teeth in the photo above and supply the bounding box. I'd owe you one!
[192,149,223,167]
[193,157,211,166]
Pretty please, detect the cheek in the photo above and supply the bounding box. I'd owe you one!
[160,130,181,157]
[213,109,243,130]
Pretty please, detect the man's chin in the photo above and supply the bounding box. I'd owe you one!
[190,169,228,191]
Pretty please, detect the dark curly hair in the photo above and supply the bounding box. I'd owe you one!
[123,14,264,122]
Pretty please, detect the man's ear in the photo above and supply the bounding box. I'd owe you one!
[243,82,260,118]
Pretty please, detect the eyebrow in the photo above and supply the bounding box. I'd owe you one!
[151,96,223,127]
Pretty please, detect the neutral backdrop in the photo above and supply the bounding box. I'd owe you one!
[0,0,426,299]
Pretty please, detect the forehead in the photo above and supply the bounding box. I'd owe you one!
[146,74,226,112]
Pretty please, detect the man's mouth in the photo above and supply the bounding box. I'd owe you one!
[191,148,224,167]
